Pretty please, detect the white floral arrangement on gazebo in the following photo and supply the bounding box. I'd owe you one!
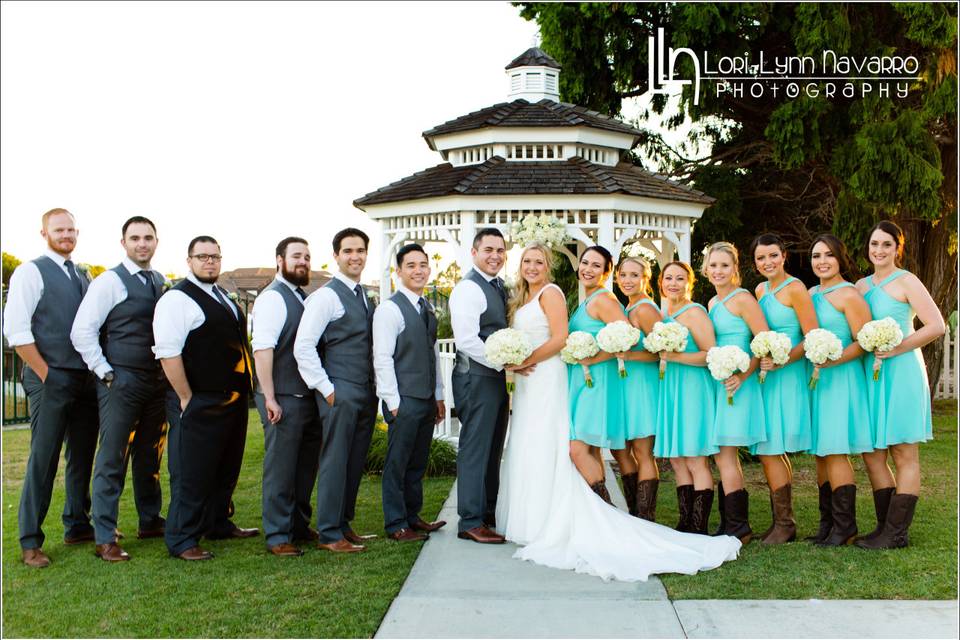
[509,213,570,249]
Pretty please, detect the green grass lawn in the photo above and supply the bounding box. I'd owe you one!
[657,400,958,600]
[2,409,454,638]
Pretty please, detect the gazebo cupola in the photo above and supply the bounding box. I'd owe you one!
[505,46,561,103]
[355,48,715,299]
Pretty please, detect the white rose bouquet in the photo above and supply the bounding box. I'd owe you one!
[706,345,751,405]
[596,320,642,378]
[856,317,904,381]
[642,321,689,379]
[560,331,600,388]
[484,328,534,393]
[750,331,793,384]
[509,213,570,249]
[803,328,843,389]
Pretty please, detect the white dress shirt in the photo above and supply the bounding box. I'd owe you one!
[152,272,240,359]
[2,248,82,347]
[250,274,303,352]
[293,271,368,398]
[449,269,501,371]
[373,285,444,412]
[70,257,164,377]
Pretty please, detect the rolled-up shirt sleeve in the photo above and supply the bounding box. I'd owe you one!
[293,288,338,398]
[2,262,42,347]
[250,289,287,352]
[70,270,125,377]
[449,279,499,371]
[152,290,204,359]
[372,301,402,412]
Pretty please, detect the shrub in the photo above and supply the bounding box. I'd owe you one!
[364,418,458,476]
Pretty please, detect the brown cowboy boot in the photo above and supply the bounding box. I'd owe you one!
[761,484,797,545]
[590,481,613,505]
[816,484,857,547]
[855,493,918,550]
[636,478,659,522]
[620,472,639,517]
[856,487,895,543]
[720,488,752,543]
[806,482,833,543]
[675,484,694,532]
[690,488,715,535]
[711,481,727,536]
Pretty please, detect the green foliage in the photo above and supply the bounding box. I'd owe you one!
[2,252,21,287]
[364,420,458,477]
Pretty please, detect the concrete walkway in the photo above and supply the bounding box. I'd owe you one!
[376,464,958,639]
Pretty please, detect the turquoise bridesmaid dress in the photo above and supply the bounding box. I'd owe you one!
[755,277,812,454]
[809,283,874,456]
[568,289,627,449]
[623,299,660,440]
[709,289,767,448]
[653,303,719,458]
[862,270,933,447]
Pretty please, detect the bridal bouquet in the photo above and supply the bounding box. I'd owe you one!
[642,321,689,379]
[560,331,600,388]
[596,320,641,378]
[707,345,751,405]
[484,328,534,392]
[803,328,843,389]
[856,317,904,381]
[509,213,570,249]
[750,331,793,384]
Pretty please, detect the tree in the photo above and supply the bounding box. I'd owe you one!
[517,2,957,386]
[2,252,21,287]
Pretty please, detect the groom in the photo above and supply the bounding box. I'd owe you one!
[450,228,510,544]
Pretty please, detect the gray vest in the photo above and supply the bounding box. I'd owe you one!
[456,269,507,378]
[391,292,437,400]
[255,279,309,396]
[318,278,375,385]
[30,256,88,370]
[101,264,162,371]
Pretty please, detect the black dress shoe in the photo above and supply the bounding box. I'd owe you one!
[206,526,259,540]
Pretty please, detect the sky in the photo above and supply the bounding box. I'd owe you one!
[0,1,544,278]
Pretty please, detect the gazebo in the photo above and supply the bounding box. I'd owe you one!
[354,47,715,300]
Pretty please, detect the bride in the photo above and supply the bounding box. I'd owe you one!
[495,243,741,582]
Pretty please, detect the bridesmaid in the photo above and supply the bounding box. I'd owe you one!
[808,234,874,546]
[653,261,718,534]
[854,220,944,549]
[703,242,769,543]
[567,245,630,503]
[614,256,662,521]
[751,233,818,544]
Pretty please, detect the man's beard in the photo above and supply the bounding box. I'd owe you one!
[194,272,219,284]
[282,265,309,286]
[47,237,75,256]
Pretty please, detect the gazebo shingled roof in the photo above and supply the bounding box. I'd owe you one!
[505,46,561,70]
[422,99,644,140]
[354,157,714,207]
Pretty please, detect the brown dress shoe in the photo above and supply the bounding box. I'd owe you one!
[95,543,131,562]
[409,517,447,533]
[317,538,366,553]
[207,526,259,540]
[267,542,304,557]
[64,530,96,545]
[388,528,429,542]
[457,526,505,544]
[293,527,320,543]
[175,546,214,561]
[22,548,51,568]
[343,527,377,545]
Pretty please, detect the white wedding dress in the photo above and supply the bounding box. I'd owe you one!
[496,283,741,582]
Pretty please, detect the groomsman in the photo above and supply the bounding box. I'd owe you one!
[252,237,322,557]
[373,244,446,542]
[449,228,509,544]
[2,208,99,567]
[153,235,257,561]
[70,216,168,562]
[294,227,378,553]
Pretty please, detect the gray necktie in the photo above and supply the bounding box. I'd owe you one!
[296,287,307,301]
[418,297,429,328]
[212,286,237,319]
[63,260,83,294]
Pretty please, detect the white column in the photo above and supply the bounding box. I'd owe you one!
[678,228,691,264]
[597,210,615,253]
[379,225,392,301]
[458,210,477,270]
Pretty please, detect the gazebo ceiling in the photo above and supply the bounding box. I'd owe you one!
[353,156,714,208]
[422,99,643,149]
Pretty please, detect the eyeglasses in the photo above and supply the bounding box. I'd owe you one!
[190,254,222,263]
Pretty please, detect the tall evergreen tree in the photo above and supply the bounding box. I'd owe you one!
[517,2,957,386]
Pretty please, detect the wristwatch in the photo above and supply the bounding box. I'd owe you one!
[101,371,115,387]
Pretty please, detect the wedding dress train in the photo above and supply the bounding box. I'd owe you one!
[496,283,741,582]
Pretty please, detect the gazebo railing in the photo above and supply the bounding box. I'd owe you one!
[436,339,459,442]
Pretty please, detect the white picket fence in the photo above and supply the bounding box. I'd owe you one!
[934,331,958,399]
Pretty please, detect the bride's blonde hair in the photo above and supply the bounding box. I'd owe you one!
[507,243,555,324]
